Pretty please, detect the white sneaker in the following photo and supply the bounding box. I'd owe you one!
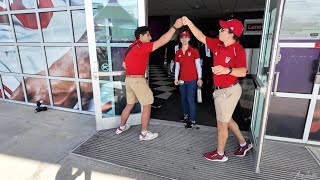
[115,124,130,135]
[139,131,159,141]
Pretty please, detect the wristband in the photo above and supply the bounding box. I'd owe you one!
[172,26,178,31]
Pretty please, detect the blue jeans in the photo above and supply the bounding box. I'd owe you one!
[179,80,197,121]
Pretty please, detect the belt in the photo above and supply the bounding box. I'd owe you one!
[126,75,145,78]
[214,82,238,90]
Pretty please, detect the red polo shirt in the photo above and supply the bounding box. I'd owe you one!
[124,40,154,75]
[206,37,247,87]
[175,46,200,81]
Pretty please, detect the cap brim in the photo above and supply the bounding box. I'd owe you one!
[219,20,229,29]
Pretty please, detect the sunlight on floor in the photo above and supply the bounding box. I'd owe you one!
[0,154,135,180]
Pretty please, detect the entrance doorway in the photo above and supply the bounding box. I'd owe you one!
[84,0,285,173]
[147,0,265,130]
[146,0,286,172]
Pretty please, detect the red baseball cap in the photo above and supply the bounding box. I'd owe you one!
[219,19,244,37]
[180,31,190,38]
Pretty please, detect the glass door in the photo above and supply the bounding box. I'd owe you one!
[250,0,286,173]
[251,1,278,147]
[84,0,147,130]
[264,0,320,145]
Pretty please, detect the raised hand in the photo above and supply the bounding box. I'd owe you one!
[174,18,183,28]
[182,16,190,26]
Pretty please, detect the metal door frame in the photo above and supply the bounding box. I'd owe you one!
[84,0,147,130]
[253,0,286,173]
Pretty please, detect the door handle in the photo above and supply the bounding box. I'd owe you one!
[92,72,99,80]
[275,48,281,64]
[273,72,280,96]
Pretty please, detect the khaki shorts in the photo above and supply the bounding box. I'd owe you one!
[125,77,154,106]
[212,83,242,123]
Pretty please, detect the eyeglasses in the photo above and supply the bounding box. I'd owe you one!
[219,28,233,34]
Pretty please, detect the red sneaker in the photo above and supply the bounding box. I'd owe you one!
[235,140,253,157]
[204,150,228,162]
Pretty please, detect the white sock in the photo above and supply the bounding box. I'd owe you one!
[218,152,224,156]
[240,142,247,147]
[119,125,126,130]
[141,130,148,136]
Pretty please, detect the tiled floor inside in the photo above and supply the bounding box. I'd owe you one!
[149,65,178,109]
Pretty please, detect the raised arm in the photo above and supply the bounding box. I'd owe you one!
[152,18,183,51]
[182,16,207,44]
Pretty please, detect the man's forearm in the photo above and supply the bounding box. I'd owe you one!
[231,67,247,77]
[158,27,176,46]
[187,21,206,44]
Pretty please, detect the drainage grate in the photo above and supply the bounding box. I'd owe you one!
[72,123,320,180]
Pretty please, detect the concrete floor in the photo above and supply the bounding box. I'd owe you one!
[0,101,166,180]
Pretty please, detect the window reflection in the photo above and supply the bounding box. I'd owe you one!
[70,0,84,6]
[24,77,49,105]
[80,82,93,112]
[0,46,20,73]
[0,14,14,42]
[93,0,137,43]
[38,0,65,8]
[275,48,320,94]
[1,75,24,101]
[267,97,309,139]
[96,46,109,73]
[111,47,126,71]
[41,11,71,42]
[13,13,40,42]
[75,47,91,79]
[45,47,75,78]
[10,0,37,10]
[100,81,140,117]
[0,0,8,11]
[50,79,76,108]
[309,100,320,141]
[19,46,46,75]
[71,10,87,42]
[0,78,2,98]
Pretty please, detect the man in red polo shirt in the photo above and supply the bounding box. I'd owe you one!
[182,16,252,161]
[115,19,183,141]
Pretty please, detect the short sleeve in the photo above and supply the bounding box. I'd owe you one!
[235,47,247,69]
[194,49,200,59]
[175,51,180,62]
[142,42,154,52]
[205,37,220,52]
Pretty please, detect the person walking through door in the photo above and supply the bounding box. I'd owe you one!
[174,31,203,128]
[115,18,183,141]
[182,16,252,161]
[164,39,178,78]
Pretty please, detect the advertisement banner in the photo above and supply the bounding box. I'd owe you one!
[243,19,263,35]
[0,0,138,115]
[280,0,320,40]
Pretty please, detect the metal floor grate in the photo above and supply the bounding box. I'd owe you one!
[72,123,320,180]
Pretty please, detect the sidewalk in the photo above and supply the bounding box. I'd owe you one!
[0,101,165,180]
[0,101,319,180]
